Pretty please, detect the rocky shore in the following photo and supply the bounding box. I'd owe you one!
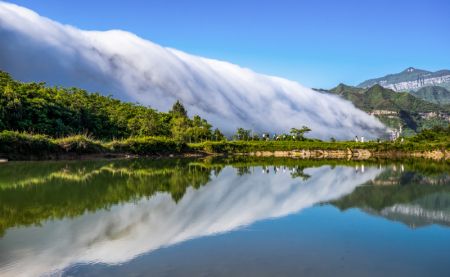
[245,149,450,160]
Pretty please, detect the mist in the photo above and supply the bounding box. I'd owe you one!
[0,2,386,139]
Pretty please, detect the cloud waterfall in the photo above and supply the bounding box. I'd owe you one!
[0,2,385,139]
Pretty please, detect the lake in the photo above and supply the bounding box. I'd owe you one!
[1,157,450,277]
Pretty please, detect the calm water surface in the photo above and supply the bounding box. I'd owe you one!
[0,158,450,277]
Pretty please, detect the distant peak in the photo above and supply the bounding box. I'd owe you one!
[404,67,416,73]
[369,84,384,90]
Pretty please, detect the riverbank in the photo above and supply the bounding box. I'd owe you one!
[241,149,450,160]
[1,131,449,161]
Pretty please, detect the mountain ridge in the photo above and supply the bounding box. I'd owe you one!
[319,84,450,135]
[410,86,450,105]
[358,67,450,91]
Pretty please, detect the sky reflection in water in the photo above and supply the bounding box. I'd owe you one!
[0,159,449,277]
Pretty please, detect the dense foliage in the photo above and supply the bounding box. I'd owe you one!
[411,86,450,105]
[0,125,449,159]
[0,131,190,159]
[409,125,450,143]
[0,71,219,141]
[326,84,450,135]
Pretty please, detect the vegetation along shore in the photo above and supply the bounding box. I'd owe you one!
[0,70,449,161]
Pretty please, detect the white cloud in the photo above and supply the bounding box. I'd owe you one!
[0,2,386,139]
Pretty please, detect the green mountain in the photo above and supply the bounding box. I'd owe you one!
[410,86,450,105]
[322,84,450,135]
[331,166,450,228]
[358,67,450,92]
[330,84,445,112]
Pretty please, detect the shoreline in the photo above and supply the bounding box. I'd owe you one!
[1,148,449,162]
[243,149,450,160]
[2,130,449,162]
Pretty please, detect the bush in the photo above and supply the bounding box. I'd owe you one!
[191,139,450,154]
[0,131,57,157]
[107,137,186,154]
[53,135,106,154]
[1,127,449,160]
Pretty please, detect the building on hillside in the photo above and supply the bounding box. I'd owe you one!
[369,110,398,119]
[419,112,438,120]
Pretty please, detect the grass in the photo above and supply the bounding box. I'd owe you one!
[54,135,106,154]
[0,130,449,160]
[0,131,58,158]
[190,139,450,153]
[0,131,185,159]
[106,136,186,154]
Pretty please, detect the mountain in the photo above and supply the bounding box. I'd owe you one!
[0,2,385,140]
[358,67,450,92]
[331,166,450,228]
[322,84,450,135]
[330,84,446,112]
[376,193,450,228]
[410,86,450,105]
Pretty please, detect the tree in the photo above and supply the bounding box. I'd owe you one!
[184,115,213,142]
[171,116,190,142]
[290,126,312,140]
[127,109,160,137]
[235,128,251,141]
[252,133,260,141]
[0,70,226,141]
[213,128,225,141]
[170,100,188,118]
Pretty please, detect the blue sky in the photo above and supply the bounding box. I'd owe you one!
[6,0,450,88]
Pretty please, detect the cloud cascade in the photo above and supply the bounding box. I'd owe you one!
[0,2,385,139]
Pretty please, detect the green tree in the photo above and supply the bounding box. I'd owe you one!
[0,70,226,141]
[235,128,251,140]
[171,116,190,142]
[190,116,213,142]
[213,128,225,141]
[170,100,188,118]
[290,126,312,140]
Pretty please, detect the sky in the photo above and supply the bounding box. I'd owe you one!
[4,0,450,88]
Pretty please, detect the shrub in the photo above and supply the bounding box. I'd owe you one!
[53,135,106,154]
[107,137,186,154]
[0,131,57,157]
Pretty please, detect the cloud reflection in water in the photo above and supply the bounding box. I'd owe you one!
[0,165,381,277]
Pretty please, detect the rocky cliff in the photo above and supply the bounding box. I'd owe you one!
[358,67,450,92]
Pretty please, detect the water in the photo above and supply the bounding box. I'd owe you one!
[0,158,449,277]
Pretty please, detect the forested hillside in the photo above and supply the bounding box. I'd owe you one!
[0,71,222,142]
[411,86,450,105]
[322,84,450,135]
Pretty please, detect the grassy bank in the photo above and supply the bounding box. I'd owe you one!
[190,140,450,153]
[0,131,187,160]
[191,126,450,154]
[1,129,449,160]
